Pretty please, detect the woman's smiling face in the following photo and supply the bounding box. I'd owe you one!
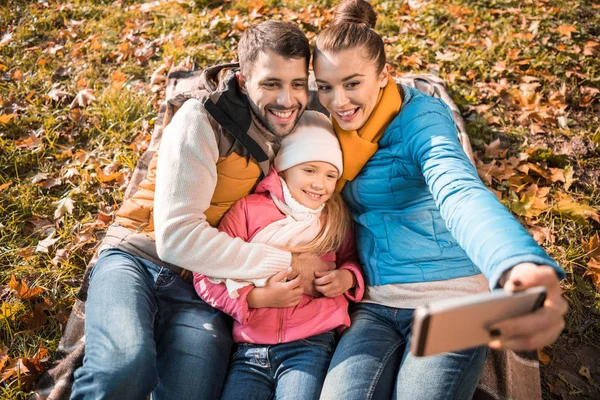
[314,48,388,131]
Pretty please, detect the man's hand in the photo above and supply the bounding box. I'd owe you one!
[247,268,303,308]
[314,269,355,298]
[291,253,336,297]
[488,263,568,351]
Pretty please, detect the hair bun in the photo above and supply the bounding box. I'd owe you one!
[333,0,377,28]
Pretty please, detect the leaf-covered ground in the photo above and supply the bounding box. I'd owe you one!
[0,0,599,398]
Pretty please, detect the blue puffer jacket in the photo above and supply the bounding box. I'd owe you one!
[342,85,564,289]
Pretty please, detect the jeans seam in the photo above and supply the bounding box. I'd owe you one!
[366,339,404,399]
[445,346,484,400]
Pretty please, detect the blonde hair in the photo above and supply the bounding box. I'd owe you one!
[285,191,353,255]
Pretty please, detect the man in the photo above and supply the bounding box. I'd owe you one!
[71,21,323,399]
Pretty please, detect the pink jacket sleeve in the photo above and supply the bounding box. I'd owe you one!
[336,227,365,302]
[192,198,253,324]
[193,274,254,324]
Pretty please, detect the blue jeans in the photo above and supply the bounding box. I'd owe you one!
[320,303,487,400]
[220,331,337,400]
[71,248,233,400]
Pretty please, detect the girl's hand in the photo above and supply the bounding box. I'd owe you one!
[247,268,303,309]
[488,263,568,351]
[314,269,355,298]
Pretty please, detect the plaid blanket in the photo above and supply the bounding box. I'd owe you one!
[33,69,541,400]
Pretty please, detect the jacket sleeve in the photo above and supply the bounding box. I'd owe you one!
[193,273,254,324]
[336,228,365,302]
[154,99,291,279]
[402,97,564,288]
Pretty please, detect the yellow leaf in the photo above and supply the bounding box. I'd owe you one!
[0,114,16,124]
[552,194,600,224]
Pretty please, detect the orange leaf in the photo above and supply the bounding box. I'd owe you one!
[538,349,551,365]
[9,275,44,300]
[111,71,127,90]
[556,24,577,38]
[586,232,600,259]
[0,114,17,124]
[0,181,12,192]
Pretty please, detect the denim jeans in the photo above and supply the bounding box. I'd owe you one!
[71,248,233,400]
[320,303,487,400]
[220,331,337,400]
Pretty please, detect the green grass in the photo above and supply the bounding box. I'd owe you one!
[1,0,599,398]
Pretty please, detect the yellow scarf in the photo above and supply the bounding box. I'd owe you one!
[334,78,402,192]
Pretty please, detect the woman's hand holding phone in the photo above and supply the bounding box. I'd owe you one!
[489,263,568,351]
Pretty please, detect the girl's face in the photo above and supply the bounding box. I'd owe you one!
[281,162,338,209]
[314,48,389,131]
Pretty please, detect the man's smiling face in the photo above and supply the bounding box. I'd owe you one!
[239,50,309,138]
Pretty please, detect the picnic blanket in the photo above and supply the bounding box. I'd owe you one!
[33,68,542,400]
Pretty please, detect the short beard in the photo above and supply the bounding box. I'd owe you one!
[247,95,303,138]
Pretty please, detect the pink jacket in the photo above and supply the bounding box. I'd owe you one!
[193,168,364,344]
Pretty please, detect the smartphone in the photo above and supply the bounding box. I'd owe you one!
[410,286,547,357]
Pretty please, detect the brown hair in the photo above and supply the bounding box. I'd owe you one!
[238,21,311,76]
[285,191,353,256]
[315,0,386,73]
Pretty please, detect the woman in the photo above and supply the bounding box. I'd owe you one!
[312,0,568,398]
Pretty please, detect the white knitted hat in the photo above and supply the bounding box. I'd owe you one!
[274,111,343,174]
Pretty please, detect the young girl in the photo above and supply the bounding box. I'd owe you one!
[313,1,567,399]
[193,110,364,400]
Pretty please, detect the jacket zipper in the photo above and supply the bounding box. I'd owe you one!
[277,308,284,343]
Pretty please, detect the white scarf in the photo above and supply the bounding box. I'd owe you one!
[210,177,324,298]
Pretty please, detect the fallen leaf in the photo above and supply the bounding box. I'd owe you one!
[586,233,600,259]
[0,114,17,124]
[51,248,70,266]
[583,40,600,56]
[578,366,592,384]
[585,257,600,290]
[556,24,577,38]
[15,133,41,150]
[510,184,550,218]
[484,139,503,158]
[52,197,74,219]
[0,181,12,192]
[35,232,59,253]
[16,247,35,259]
[552,194,600,224]
[48,88,71,102]
[435,50,459,62]
[563,165,574,190]
[21,302,48,330]
[0,302,19,321]
[538,349,551,365]
[111,71,127,90]
[70,89,96,108]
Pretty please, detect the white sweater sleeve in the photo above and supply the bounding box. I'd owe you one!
[154,99,291,279]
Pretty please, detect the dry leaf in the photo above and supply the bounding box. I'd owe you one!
[484,139,503,158]
[586,232,600,259]
[556,24,577,38]
[510,184,550,218]
[70,89,96,108]
[552,194,600,223]
[435,50,459,62]
[21,302,48,330]
[48,88,71,102]
[0,114,17,124]
[52,197,74,219]
[111,71,126,90]
[8,275,44,300]
[35,232,59,253]
[0,181,12,192]
[538,349,551,366]
[51,248,70,266]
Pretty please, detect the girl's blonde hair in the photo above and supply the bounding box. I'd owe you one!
[285,191,353,255]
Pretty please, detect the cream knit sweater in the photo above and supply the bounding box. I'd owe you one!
[154,99,291,280]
